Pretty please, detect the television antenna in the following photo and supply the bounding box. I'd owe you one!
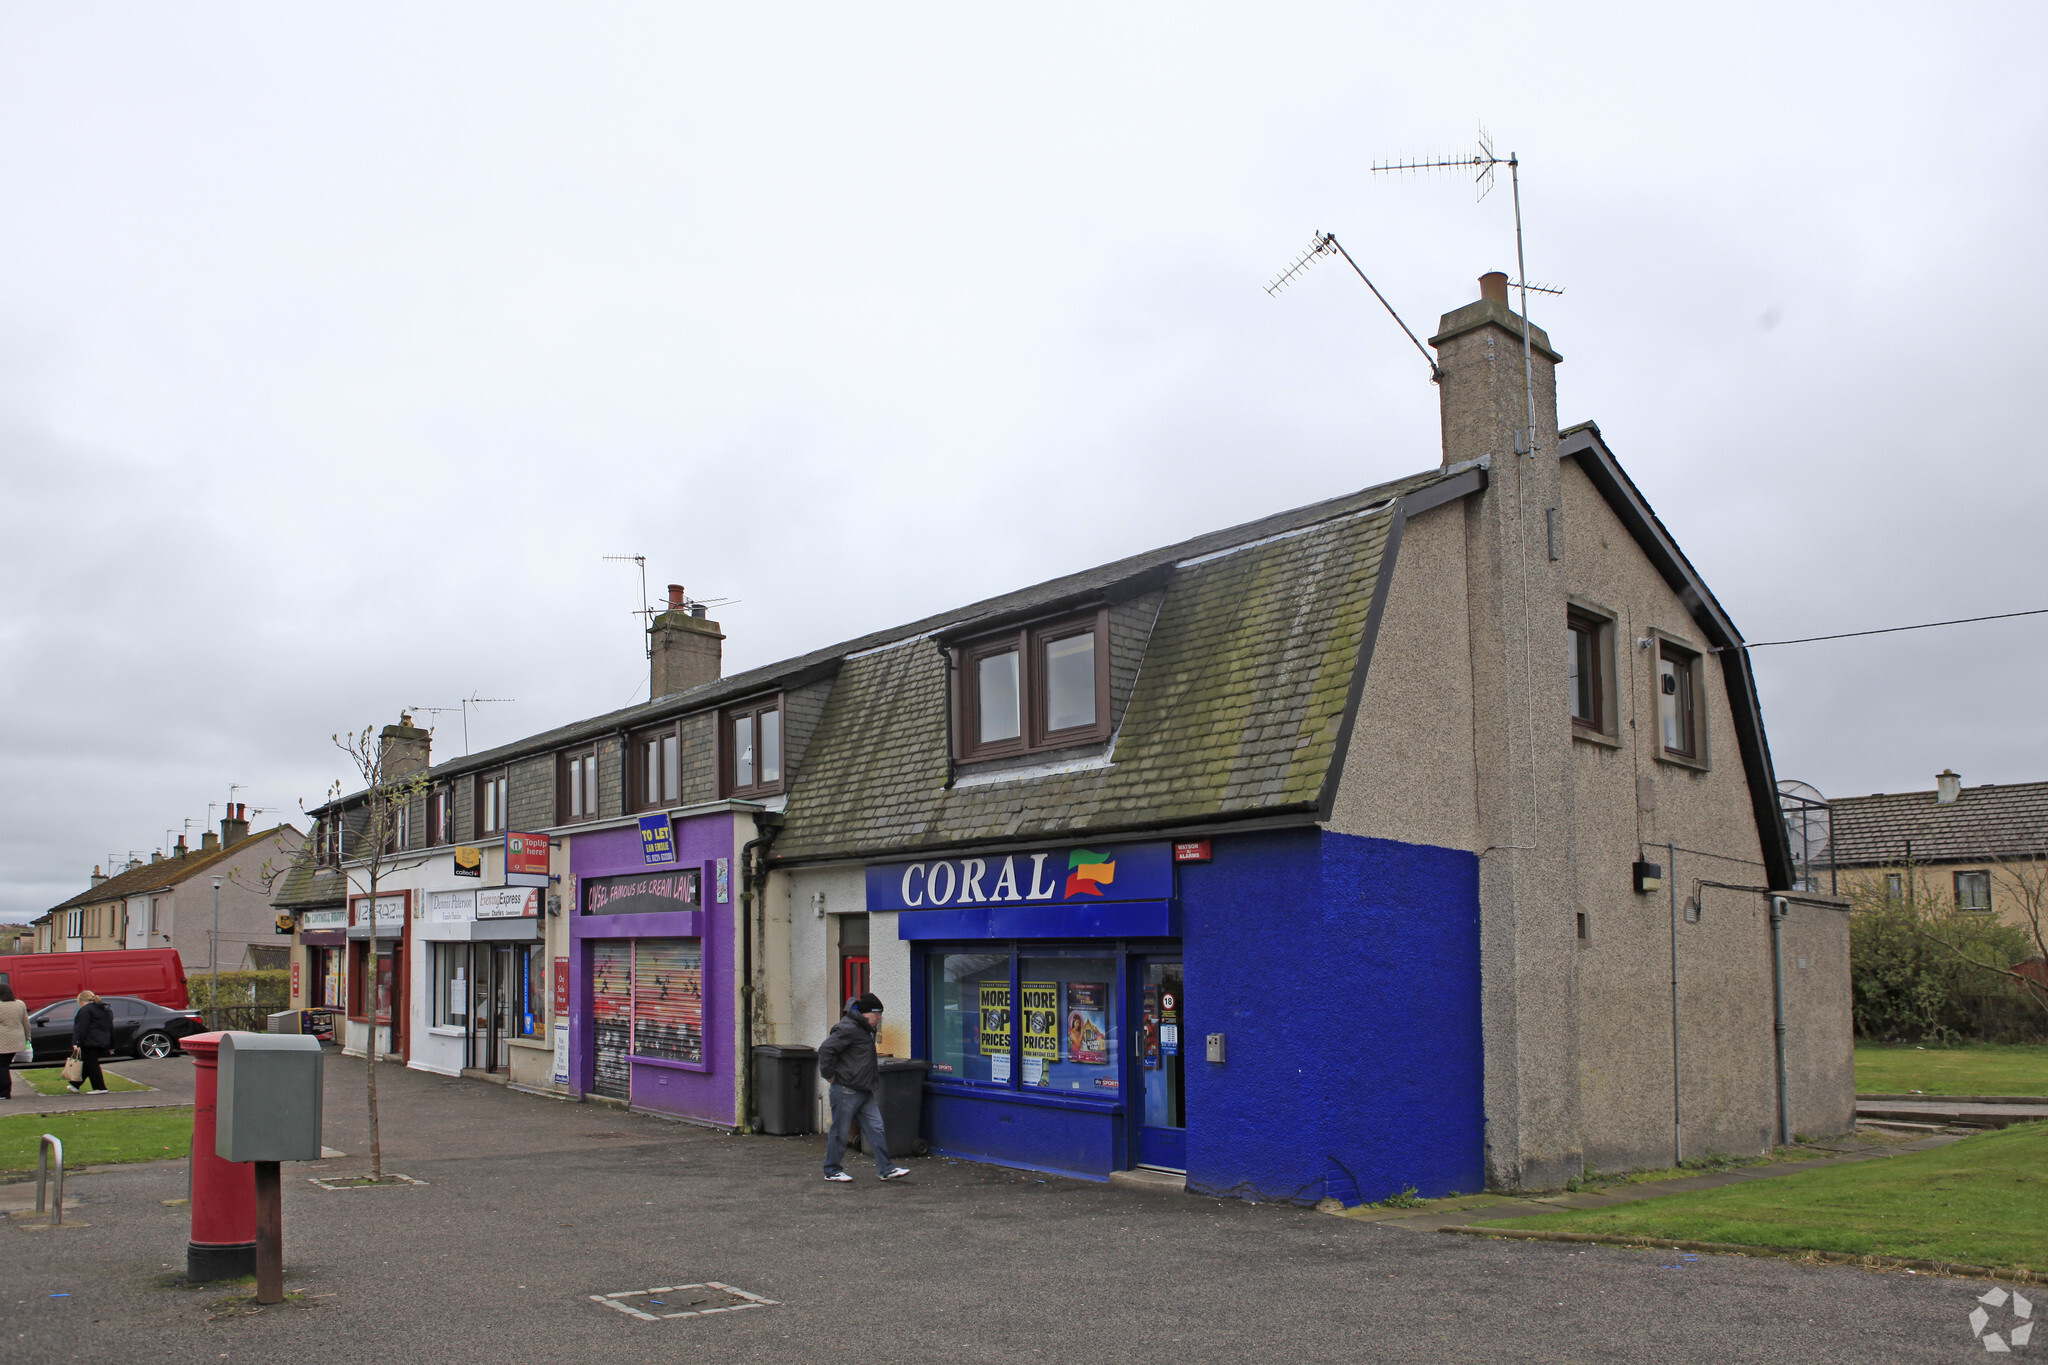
[1373,125,1563,456]
[406,696,514,756]
[1265,231,1441,382]
[604,554,654,658]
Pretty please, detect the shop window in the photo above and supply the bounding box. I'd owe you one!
[560,747,599,823]
[433,943,471,1028]
[1657,642,1702,762]
[1019,955,1117,1094]
[926,952,1010,1085]
[952,610,1112,763]
[632,938,704,1062]
[477,771,509,835]
[722,698,783,799]
[1955,870,1992,912]
[306,947,338,1009]
[633,723,682,810]
[518,943,546,1039]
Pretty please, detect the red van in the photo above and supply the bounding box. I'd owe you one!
[0,949,189,1013]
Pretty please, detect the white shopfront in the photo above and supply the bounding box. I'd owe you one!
[413,884,547,1078]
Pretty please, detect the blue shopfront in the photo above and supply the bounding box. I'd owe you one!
[880,827,1489,1205]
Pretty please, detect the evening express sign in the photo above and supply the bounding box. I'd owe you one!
[866,842,1172,913]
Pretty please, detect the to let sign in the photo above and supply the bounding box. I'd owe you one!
[638,814,675,865]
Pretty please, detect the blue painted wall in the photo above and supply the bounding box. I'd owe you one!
[1182,828,1483,1204]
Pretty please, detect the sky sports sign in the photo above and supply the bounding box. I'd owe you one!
[866,842,1173,913]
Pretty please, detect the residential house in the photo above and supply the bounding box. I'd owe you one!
[1829,771,2048,936]
[33,807,302,972]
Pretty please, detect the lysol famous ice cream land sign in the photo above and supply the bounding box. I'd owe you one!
[865,842,1171,913]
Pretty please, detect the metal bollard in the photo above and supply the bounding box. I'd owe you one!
[35,1134,64,1227]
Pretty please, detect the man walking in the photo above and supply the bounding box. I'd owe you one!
[817,992,909,1183]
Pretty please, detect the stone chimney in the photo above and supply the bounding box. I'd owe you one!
[650,584,724,699]
[220,802,250,847]
[90,865,107,888]
[150,849,162,863]
[379,713,433,781]
[201,831,219,852]
[1429,271,1563,469]
[1937,769,1962,805]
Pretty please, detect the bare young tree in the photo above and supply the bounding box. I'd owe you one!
[267,725,429,1181]
[1990,853,2048,1013]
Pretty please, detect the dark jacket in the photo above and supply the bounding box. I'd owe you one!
[817,1007,879,1092]
[74,1001,114,1050]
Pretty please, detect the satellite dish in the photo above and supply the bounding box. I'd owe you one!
[1777,780,1831,890]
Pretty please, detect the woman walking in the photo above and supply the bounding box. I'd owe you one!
[0,985,27,1100]
[70,990,113,1094]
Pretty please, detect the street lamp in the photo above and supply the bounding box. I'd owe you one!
[211,877,223,1029]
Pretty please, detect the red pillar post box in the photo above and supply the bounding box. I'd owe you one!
[184,1033,256,1281]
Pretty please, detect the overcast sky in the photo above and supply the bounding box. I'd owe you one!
[3,4,2043,921]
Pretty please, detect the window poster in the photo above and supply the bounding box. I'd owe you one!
[1141,984,1162,1070]
[978,981,1011,1056]
[1065,981,1109,1065]
[1021,981,1059,1062]
[1161,986,1180,1056]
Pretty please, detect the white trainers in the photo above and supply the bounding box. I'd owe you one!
[824,1171,853,1182]
[881,1167,911,1180]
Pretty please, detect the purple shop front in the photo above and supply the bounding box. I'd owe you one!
[569,813,737,1125]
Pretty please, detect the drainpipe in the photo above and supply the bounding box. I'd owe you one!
[737,810,785,1135]
[1769,895,1792,1146]
[1668,841,1681,1168]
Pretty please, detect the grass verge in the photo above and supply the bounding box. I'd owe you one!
[1855,1041,2048,1095]
[1480,1121,2048,1272]
[0,1107,192,1176]
[15,1067,151,1097]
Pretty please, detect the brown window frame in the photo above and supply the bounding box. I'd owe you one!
[1954,870,1992,912]
[722,696,785,800]
[427,787,451,846]
[475,770,509,837]
[631,722,684,811]
[952,609,1113,763]
[1657,641,1701,761]
[559,746,600,823]
[1567,608,1609,734]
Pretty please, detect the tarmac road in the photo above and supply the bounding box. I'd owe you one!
[0,1054,2011,1362]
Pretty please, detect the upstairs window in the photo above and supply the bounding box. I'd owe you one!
[1567,609,1610,734]
[385,799,411,854]
[1954,870,1992,912]
[634,723,682,809]
[723,698,783,799]
[560,747,600,822]
[478,772,509,835]
[427,787,451,845]
[1657,642,1701,761]
[954,610,1111,762]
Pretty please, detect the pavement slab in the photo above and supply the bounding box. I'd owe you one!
[0,1054,2021,1363]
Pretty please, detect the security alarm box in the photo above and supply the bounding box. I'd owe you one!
[216,1031,324,1163]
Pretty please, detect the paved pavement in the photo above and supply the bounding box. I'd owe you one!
[2,1055,196,1116]
[1856,1096,2048,1129]
[0,1054,2022,1363]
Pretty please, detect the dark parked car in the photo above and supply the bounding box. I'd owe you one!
[19,995,209,1063]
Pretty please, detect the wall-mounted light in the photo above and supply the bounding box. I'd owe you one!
[1633,861,1662,895]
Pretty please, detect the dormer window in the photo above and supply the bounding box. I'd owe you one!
[722,697,783,799]
[953,609,1111,762]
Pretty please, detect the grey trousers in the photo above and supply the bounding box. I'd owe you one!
[823,1082,891,1175]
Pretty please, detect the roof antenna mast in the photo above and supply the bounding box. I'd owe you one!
[604,554,653,659]
[1373,125,1564,456]
[1265,231,1441,383]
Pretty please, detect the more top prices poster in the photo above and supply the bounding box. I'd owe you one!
[978,981,1011,1056]
[1021,982,1059,1060]
[1065,981,1109,1065]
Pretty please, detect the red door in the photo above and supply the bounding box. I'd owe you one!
[840,955,870,1011]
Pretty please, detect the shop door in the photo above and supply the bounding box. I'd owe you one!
[467,944,515,1072]
[590,941,631,1100]
[1134,959,1186,1172]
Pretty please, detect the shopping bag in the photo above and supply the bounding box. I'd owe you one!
[62,1049,84,1084]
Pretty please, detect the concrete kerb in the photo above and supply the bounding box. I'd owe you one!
[1434,1225,2048,1288]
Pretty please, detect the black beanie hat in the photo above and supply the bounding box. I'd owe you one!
[854,993,884,1013]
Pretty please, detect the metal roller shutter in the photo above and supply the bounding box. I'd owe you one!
[590,940,631,1099]
[631,938,703,1064]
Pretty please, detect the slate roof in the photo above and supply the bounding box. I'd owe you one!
[40,826,298,920]
[769,466,1450,863]
[1829,782,2048,866]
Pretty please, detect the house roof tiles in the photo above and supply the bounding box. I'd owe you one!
[1829,782,2048,866]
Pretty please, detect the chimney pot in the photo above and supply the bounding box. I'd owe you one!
[1936,769,1962,805]
[1479,271,1510,305]
[668,584,687,609]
